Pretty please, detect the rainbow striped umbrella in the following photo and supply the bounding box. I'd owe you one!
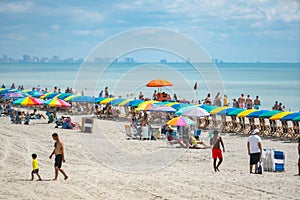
[44,98,71,108]
[100,97,115,105]
[118,99,132,106]
[246,110,270,118]
[41,92,59,99]
[56,93,73,100]
[167,116,195,127]
[13,96,44,106]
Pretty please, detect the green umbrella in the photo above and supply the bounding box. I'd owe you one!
[258,110,282,118]
[227,108,245,116]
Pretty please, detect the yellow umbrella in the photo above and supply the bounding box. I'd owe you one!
[100,97,115,105]
[269,111,293,120]
[237,109,257,117]
[135,103,153,111]
[210,106,229,115]
[165,102,179,106]
[64,95,77,102]
[118,99,132,106]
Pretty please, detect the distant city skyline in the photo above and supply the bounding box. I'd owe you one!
[0,1,299,63]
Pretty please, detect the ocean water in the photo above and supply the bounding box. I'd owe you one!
[0,62,299,111]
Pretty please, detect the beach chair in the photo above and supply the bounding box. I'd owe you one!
[141,126,150,140]
[194,129,202,140]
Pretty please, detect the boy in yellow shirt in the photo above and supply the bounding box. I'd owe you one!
[31,153,42,181]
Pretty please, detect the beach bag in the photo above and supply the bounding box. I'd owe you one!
[257,161,263,174]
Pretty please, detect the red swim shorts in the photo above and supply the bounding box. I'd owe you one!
[212,148,223,159]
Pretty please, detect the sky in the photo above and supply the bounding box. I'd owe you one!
[0,0,299,62]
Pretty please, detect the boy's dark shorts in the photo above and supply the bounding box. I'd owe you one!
[31,169,39,174]
[250,153,260,165]
[55,154,62,168]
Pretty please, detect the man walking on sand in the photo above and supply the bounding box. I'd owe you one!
[247,129,262,174]
[210,130,225,172]
[49,133,68,180]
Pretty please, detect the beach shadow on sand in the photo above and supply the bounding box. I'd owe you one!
[11,178,53,182]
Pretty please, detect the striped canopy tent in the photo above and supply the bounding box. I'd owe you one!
[269,111,293,120]
[246,110,270,118]
[210,106,229,115]
[258,110,282,118]
[280,112,300,121]
[227,108,245,116]
[237,109,257,117]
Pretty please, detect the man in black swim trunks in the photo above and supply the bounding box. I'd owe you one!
[49,133,68,180]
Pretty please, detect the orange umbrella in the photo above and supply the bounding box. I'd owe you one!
[146,79,173,87]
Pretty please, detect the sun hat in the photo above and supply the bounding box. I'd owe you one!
[252,129,260,135]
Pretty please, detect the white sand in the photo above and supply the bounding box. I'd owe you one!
[0,115,299,200]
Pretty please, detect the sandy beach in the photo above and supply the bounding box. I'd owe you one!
[0,114,299,200]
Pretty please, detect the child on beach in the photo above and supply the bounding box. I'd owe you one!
[31,153,42,181]
[210,130,225,172]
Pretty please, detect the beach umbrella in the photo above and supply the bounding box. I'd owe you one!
[100,97,115,105]
[67,95,95,103]
[56,93,73,100]
[135,103,153,111]
[118,99,132,106]
[269,111,293,120]
[27,90,44,98]
[148,105,177,112]
[210,106,229,115]
[41,92,59,99]
[280,112,300,121]
[237,109,257,117]
[171,103,193,110]
[146,79,173,87]
[217,107,238,115]
[94,97,105,103]
[199,105,218,113]
[175,106,209,117]
[167,116,195,127]
[136,100,158,108]
[246,110,270,118]
[12,96,44,106]
[125,99,145,107]
[44,98,71,108]
[165,102,179,107]
[258,110,282,118]
[108,98,128,106]
[3,92,25,99]
[292,116,300,122]
[227,108,245,116]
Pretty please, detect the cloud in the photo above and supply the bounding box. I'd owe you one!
[51,24,61,31]
[73,29,105,36]
[69,8,103,23]
[8,34,25,40]
[0,1,33,13]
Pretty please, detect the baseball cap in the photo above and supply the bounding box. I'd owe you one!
[252,129,260,135]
